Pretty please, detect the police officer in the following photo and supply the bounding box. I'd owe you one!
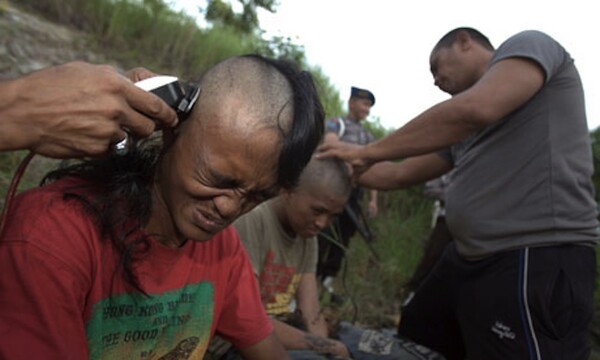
[317,86,378,300]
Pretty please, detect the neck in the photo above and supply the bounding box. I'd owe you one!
[145,182,185,248]
[270,198,295,238]
[346,114,361,122]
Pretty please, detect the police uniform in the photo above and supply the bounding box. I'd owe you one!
[317,87,376,284]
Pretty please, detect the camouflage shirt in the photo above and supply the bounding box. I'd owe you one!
[326,117,375,145]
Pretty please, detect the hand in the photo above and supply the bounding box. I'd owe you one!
[329,340,352,359]
[316,140,373,181]
[368,200,378,218]
[123,67,160,83]
[0,61,178,158]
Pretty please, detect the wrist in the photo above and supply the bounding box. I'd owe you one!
[360,144,377,167]
[0,78,37,151]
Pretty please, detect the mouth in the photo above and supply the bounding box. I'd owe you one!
[192,208,225,234]
[305,228,319,237]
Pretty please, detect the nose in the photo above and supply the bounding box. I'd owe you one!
[315,214,331,231]
[212,191,244,220]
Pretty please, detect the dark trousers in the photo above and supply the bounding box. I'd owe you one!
[398,243,596,360]
[405,216,453,292]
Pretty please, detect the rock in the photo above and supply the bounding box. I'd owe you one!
[0,1,111,79]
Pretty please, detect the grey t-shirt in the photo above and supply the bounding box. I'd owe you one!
[442,30,598,259]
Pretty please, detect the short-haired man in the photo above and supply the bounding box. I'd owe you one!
[207,157,448,360]
[319,28,598,360]
[318,86,379,298]
[207,157,353,359]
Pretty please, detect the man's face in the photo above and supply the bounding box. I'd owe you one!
[284,186,347,238]
[429,45,475,96]
[155,118,281,244]
[348,97,372,121]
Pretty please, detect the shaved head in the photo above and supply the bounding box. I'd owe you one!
[297,157,352,200]
[192,56,294,135]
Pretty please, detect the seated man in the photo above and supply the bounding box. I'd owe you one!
[0,55,324,359]
[207,157,447,360]
[207,156,353,359]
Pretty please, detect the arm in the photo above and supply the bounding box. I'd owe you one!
[319,58,545,169]
[238,333,291,360]
[269,273,350,358]
[0,61,178,158]
[368,189,378,217]
[364,58,545,162]
[295,273,328,337]
[271,318,350,358]
[358,153,453,190]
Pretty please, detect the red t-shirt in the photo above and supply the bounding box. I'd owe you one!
[0,178,272,359]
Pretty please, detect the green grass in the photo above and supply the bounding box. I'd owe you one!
[0,152,60,210]
[321,188,433,328]
[16,0,256,79]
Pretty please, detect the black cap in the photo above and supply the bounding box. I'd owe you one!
[350,86,375,106]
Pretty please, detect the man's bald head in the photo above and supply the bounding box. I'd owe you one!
[184,55,325,189]
[192,56,294,135]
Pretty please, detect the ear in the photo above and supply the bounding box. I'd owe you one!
[281,188,295,199]
[456,30,473,51]
[162,127,178,148]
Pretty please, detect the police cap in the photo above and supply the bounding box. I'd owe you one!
[350,86,375,106]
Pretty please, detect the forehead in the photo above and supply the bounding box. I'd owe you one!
[295,183,348,206]
[350,97,373,107]
[197,124,280,182]
[430,45,458,73]
[178,88,286,186]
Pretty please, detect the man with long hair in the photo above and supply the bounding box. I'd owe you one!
[0,54,324,359]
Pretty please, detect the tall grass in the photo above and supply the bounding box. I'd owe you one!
[324,187,434,329]
[16,0,256,78]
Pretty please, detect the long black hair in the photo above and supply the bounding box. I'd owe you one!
[44,140,163,293]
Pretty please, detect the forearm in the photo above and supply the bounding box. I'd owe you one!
[272,318,311,349]
[362,99,481,163]
[295,273,328,337]
[303,312,329,338]
[239,333,291,360]
[271,318,342,354]
[0,78,36,151]
[369,190,377,203]
[0,62,177,158]
[359,162,416,190]
[359,154,452,191]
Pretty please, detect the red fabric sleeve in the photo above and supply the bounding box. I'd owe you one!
[0,189,93,359]
[215,228,273,349]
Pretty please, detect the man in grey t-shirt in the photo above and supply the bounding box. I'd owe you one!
[319,27,598,360]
